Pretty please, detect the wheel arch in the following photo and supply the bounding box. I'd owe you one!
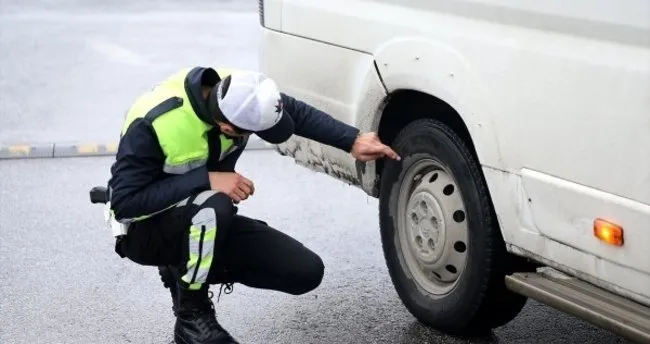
[376,89,480,182]
[368,36,505,186]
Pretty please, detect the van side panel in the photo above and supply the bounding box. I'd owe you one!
[259,28,386,189]
[281,0,650,204]
[263,0,650,302]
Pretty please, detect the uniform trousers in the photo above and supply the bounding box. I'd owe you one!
[119,190,324,295]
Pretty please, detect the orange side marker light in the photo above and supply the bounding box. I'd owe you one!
[594,218,624,246]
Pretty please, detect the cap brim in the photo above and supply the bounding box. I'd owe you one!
[255,111,294,144]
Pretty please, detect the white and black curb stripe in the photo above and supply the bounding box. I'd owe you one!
[0,137,274,160]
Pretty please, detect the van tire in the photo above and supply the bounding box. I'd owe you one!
[378,118,527,335]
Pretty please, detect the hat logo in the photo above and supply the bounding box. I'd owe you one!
[273,98,283,122]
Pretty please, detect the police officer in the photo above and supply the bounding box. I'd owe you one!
[106,66,400,344]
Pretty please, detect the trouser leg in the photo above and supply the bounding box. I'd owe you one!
[170,191,239,344]
[121,193,325,296]
[158,265,179,315]
[209,215,325,296]
[172,191,236,291]
[120,191,236,316]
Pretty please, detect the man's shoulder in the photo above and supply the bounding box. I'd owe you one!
[118,118,162,154]
[122,117,155,139]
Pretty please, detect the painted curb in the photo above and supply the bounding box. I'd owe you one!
[53,142,120,158]
[0,137,274,160]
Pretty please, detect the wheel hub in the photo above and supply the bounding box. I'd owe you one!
[397,159,470,296]
[407,191,446,266]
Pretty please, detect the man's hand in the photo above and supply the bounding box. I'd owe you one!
[208,172,255,203]
[351,132,401,162]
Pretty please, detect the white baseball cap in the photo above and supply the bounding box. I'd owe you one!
[207,71,294,144]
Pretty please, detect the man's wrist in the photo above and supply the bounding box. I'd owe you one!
[345,128,362,153]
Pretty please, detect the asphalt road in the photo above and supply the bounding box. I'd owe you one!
[0,1,635,344]
[0,152,631,344]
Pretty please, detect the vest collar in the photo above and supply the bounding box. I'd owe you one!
[184,67,220,126]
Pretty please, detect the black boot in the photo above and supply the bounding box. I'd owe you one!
[159,266,179,316]
[174,285,239,344]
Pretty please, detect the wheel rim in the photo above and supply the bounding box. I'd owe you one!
[396,158,469,296]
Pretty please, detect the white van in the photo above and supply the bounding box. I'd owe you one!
[257,0,650,341]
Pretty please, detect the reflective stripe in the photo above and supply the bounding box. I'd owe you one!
[193,190,217,206]
[176,197,190,207]
[187,282,202,290]
[115,202,178,224]
[182,227,202,286]
[115,188,215,224]
[181,207,217,288]
[163,157,207,174]
[193,267,211,286]
[193,232,215,283]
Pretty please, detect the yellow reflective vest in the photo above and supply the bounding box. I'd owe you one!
[121,67,239,175]
[113,67,242,223]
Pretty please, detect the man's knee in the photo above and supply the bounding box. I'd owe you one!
[289,252,325,295]
[190,191,235,228]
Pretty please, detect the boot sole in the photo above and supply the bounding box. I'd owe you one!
[174,333,190,344]
[174,333,238,344]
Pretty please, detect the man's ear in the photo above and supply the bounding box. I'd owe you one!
[219,123,236,136]
[222,127,236,136]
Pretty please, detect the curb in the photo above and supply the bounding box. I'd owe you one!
[0,137,275,160]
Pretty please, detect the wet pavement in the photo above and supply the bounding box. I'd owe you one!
[0,153,630,344]
[0,0,634,343]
